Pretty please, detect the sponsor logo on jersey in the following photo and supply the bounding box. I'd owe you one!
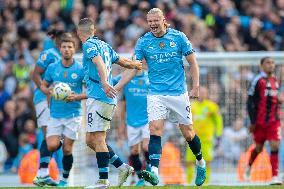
[87,46,97,53]
[64,72,68,78]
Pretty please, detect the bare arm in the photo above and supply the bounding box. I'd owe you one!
[40,80,52,96]
[185,53,200,98]
[65,92,87,102]
[32,65,45,88]
[92,55,116,98]
[116,57,142,70]
[114,69,137,92]
[118,100,127,139]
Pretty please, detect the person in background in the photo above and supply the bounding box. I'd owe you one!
[246,57,282,185]
[186,86,223,184]
[11,133,33,173]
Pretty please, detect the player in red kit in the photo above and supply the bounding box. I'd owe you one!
[245,57,282,185]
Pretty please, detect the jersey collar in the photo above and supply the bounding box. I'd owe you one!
[86,36,98,41]
[151,28,169,38]
[60,59,75,68]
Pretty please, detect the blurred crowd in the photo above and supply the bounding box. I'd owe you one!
[0,0,284,180]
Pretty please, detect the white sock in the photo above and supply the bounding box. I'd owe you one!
[37,168,49,177]
[118,163,128,171]
[151,166,159,176]
[196,159,206,168]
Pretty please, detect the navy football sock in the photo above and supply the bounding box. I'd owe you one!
[107,145,123,168]
[96,152,110,179]
[148,135,162,168]
[130,154,142,178]
[39,140,52,169]
[62,154,73,180]
[187,135,202,161]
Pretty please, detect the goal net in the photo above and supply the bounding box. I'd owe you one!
[70,52,284,186]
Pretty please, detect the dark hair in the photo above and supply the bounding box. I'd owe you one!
[260,56,271,65]
[60,32,76,46]
[47,28,64,39]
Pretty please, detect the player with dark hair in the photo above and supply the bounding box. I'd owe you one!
[40,33,86,187]
[246,56,282,185]
[32,29,64,187]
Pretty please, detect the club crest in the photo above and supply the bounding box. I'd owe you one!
[159,42,165,48]
[71,73,78,79]
[170,41,176,47]
[41,53,47,61]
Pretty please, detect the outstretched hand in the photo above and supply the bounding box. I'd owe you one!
[65,92,77,102]
[133,60,143,70]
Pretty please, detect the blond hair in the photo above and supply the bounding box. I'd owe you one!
[77,18,95,35]
[147,8,170,28]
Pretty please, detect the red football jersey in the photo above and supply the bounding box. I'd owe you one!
[247,72,280,125]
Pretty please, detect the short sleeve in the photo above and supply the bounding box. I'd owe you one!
[44,65,53,84]
[180,32,195,56]
[134,37,144,61]
[248,77,260,96]
[83,42,99,59]
[36,51,49,70]
[108,46,119,64]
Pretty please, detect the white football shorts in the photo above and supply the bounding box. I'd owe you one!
[35,100,51,128]
[46,116,82,140]
[127,124,150,146]
[86,98,116,132]
[147,92,193,125]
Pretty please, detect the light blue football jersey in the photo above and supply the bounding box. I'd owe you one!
[113,71,149,127]
[134,28,195,96]
[44,60,84,119]
[82,36,119,105]
[33,48,61,105]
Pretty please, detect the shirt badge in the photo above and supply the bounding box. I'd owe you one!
[170,41,176,47]
[159,42,165,48]
[64,72,68,78]
[71,73,78,79]
[138,80,143,85]
[41,53,47,61]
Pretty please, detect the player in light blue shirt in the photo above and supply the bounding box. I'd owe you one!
[134,8,206,186]
[114,70,150,186]
[77,18,142,188]
[43,59,84,119]
[39,33,86,187]
[32,29,64,187]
